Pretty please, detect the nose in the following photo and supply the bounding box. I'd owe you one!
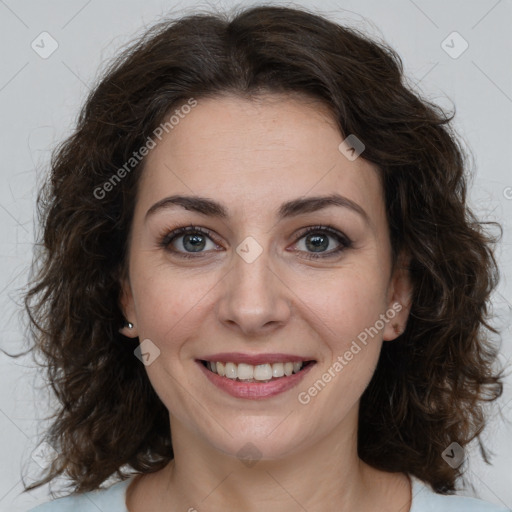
[215,243,292,337]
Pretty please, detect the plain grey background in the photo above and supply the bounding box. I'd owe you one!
[0,0,511,510]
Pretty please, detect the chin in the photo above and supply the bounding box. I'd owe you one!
[205,421,310,462]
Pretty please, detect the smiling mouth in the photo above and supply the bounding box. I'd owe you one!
[199,359,316,383]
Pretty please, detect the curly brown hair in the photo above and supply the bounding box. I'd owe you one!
[22,3,503,497]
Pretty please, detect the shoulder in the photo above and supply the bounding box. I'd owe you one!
[27,477,134,512]
[410,476,511,512]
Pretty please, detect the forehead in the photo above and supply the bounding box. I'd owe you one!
[136,94,384,225]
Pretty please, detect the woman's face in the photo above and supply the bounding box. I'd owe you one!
[120,93,411,461]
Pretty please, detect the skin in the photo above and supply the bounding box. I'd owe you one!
[120,93,413,512]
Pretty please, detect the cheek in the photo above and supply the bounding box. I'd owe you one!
[132,269,217,343]
[296,278,385,421]
[292,267,387,404]
[321,273,388,399]
[293,266,389,344]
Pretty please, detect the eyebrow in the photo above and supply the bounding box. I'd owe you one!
[145,193,370,225]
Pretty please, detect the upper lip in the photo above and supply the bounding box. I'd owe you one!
[199,352,316,366]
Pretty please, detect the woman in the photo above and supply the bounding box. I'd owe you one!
[24,5,508,511]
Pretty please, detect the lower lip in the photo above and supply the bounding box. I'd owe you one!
[197,360,315,400]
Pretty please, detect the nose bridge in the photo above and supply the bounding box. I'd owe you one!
[216,235,291,334]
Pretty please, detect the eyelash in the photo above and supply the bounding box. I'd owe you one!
[158,224,352,260]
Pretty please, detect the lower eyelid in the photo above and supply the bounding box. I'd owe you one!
[291,240,350,260]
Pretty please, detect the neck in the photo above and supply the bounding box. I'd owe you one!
[126,406,411,512]
[155,408,394,512]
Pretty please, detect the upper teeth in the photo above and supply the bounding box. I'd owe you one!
[207,361,304,381]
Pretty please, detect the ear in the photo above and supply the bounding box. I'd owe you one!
[383,252,413,342]
[118,274,139,338]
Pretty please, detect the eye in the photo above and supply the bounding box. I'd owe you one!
[292,225,352,260]
[159,225,221,259]
[158,224,352,261]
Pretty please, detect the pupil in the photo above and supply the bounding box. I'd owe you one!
[184,233,205,252]
[306,234,328,252]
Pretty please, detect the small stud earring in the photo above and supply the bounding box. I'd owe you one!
[126,322,134,329]
[392,323,402,335]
